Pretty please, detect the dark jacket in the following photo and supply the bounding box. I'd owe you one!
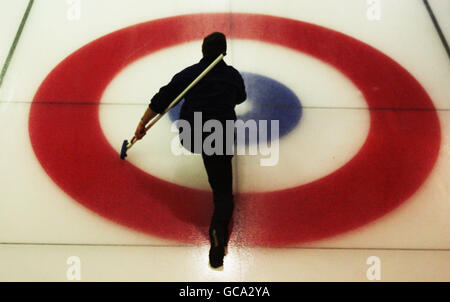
[149,56,247,154]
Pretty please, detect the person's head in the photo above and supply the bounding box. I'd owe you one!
[202,32,227,59]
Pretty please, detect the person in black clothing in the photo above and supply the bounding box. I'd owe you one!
[134,32,247,268]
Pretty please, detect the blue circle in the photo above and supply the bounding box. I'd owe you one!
[168,72,302,145]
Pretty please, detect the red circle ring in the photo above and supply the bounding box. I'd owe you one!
[29,13,441,246]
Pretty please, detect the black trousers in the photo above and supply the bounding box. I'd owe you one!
[201,153,234,246]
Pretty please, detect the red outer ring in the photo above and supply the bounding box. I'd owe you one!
[29,13,441,246]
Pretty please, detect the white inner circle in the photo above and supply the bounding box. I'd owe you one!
[100,40,370,192]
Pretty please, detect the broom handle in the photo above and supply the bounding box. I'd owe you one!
[128,53,225,149]
[144,53,225,131]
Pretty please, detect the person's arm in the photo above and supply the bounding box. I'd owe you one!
[134,70,189,140]
[134,106,158,140]
[149,71,188,113]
